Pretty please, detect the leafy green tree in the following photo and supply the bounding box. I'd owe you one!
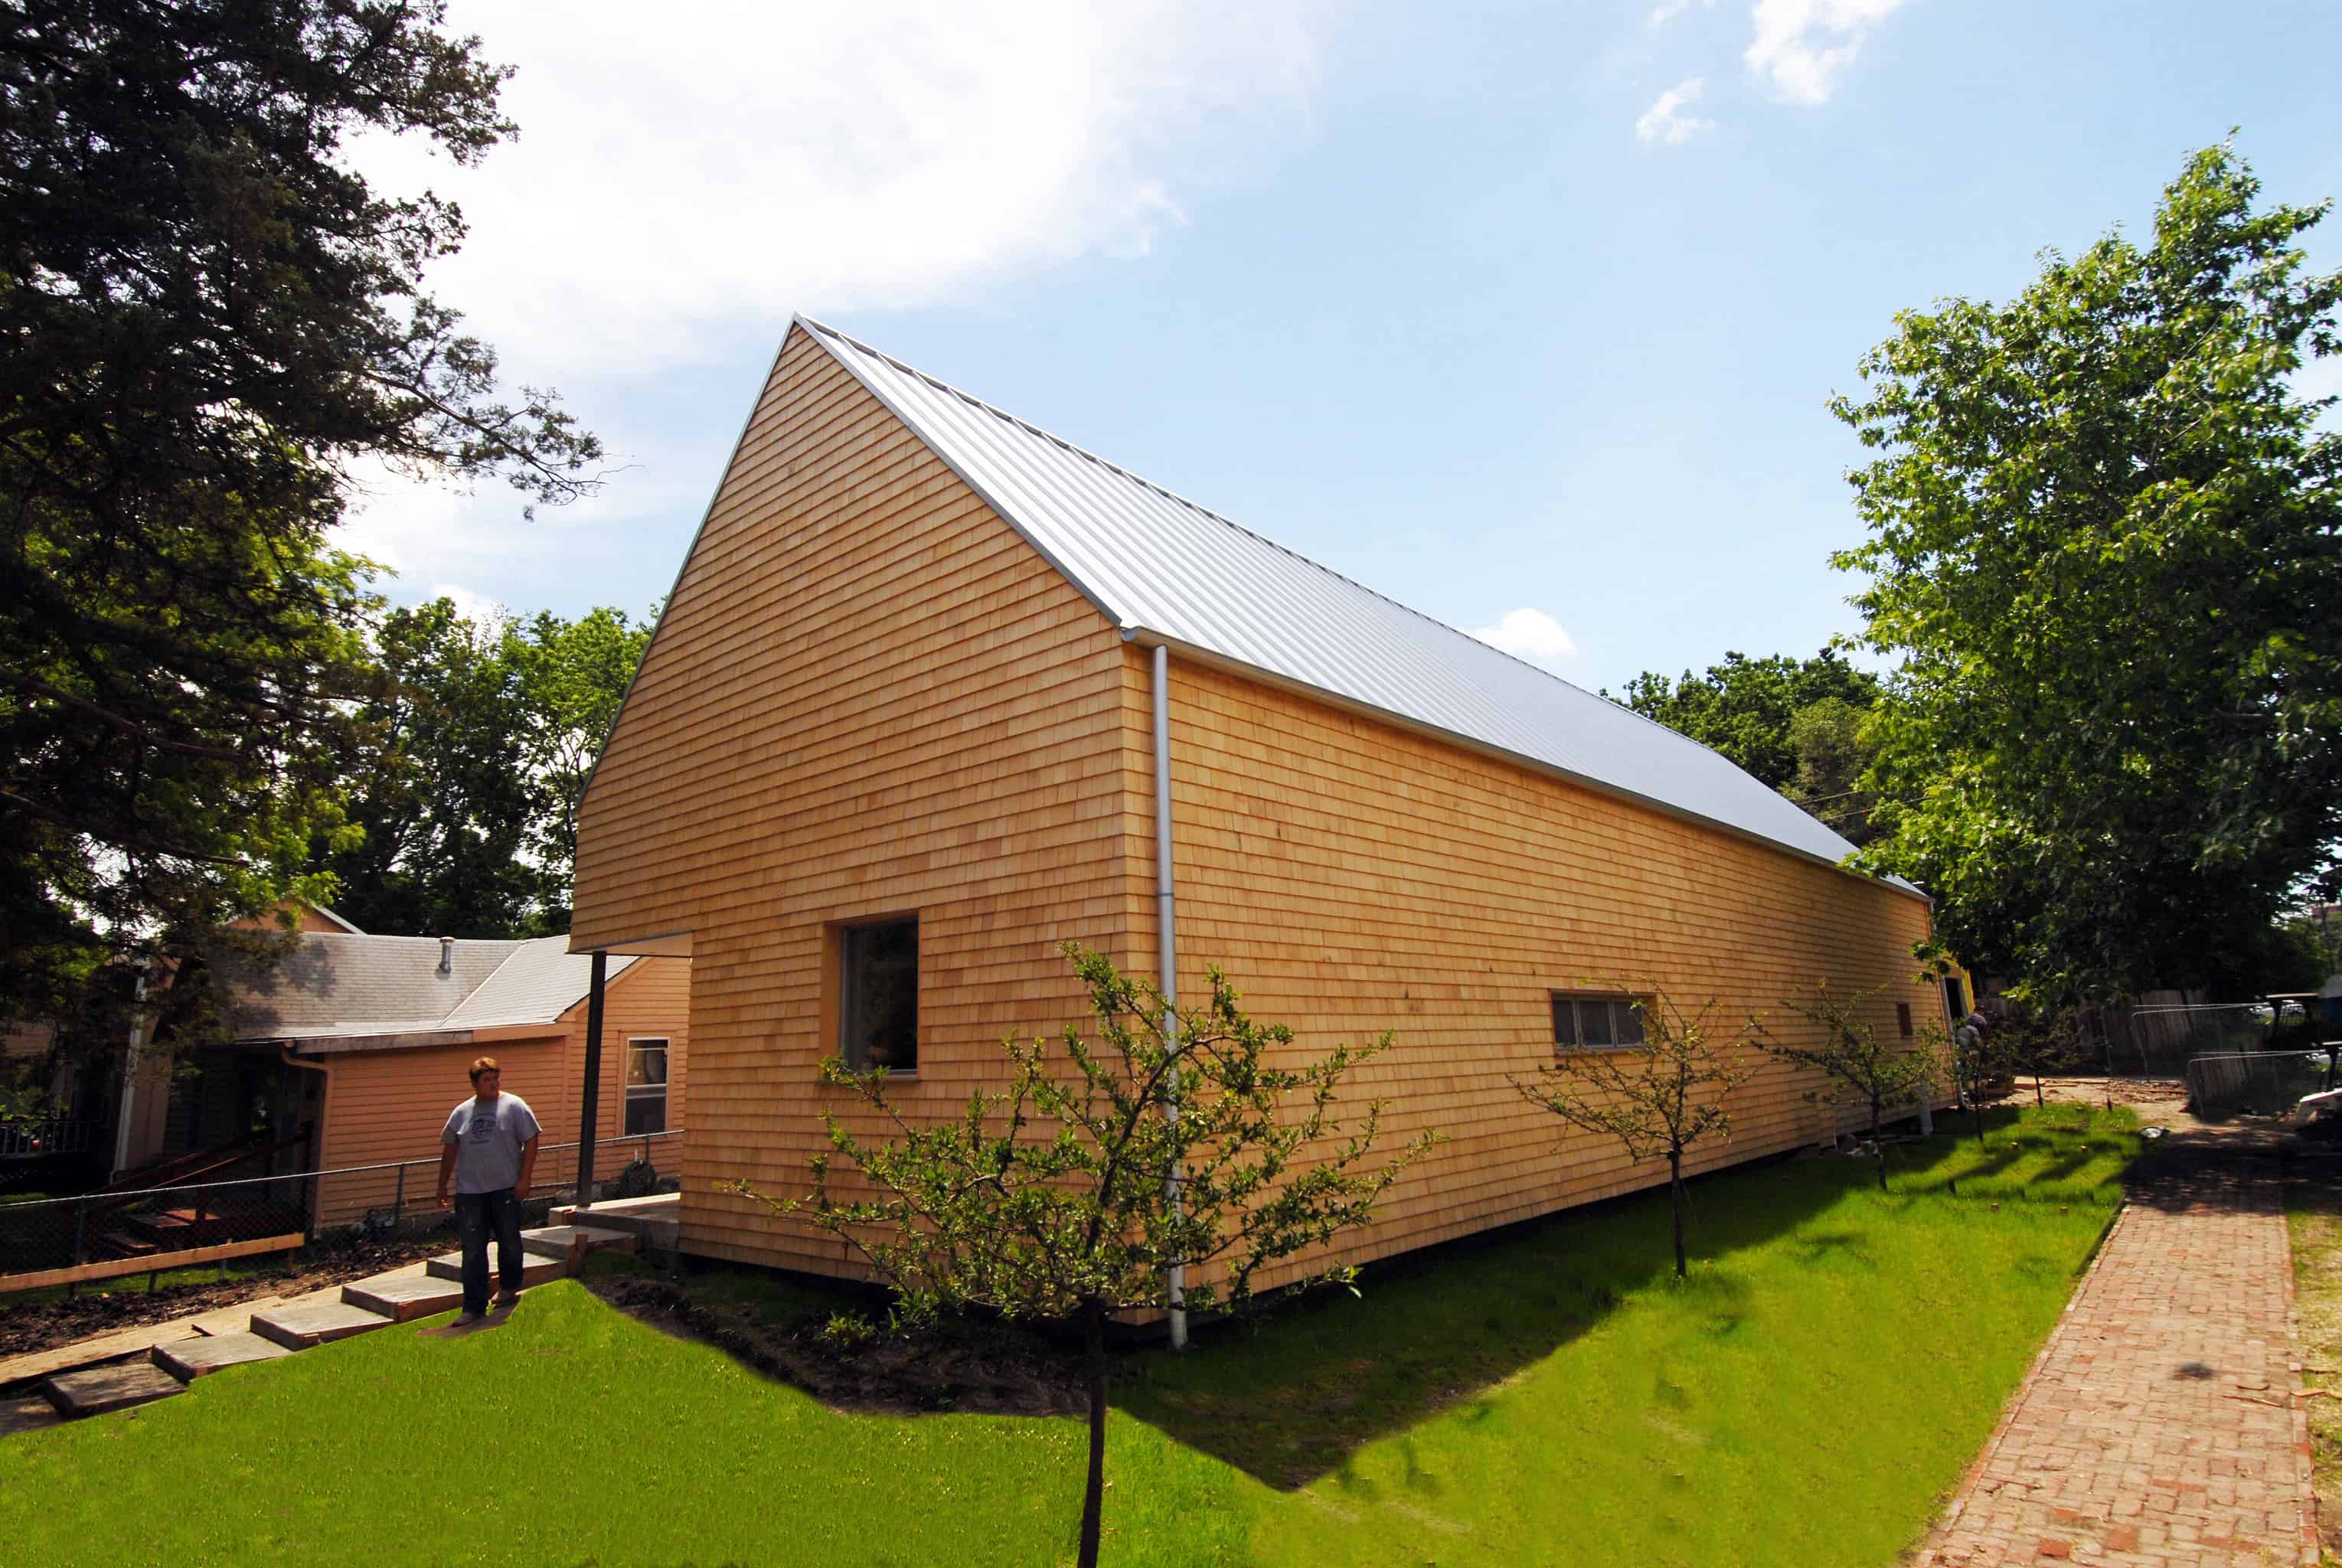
[1513,990,1756,1279]
[1833,142,2342,1002]
[1760,985,1941,1190]
[317,598,651,936]
[0,2,597,1057]
[733,944,1437,1568]
[1613,650,1886,844]
[510,605,654,933]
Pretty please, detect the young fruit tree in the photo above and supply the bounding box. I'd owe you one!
[730,942,1438,1568]
[1761,985,1943,1190]
[1513,991,1756,1279]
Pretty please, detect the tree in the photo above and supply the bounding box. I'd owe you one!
[1,2,599,1057]
[1833,142,2342,1002]
[1760,985,1941,1190]
[1612,649,1887,844]
[732,944,1437,1568]
[508,604,654,933]
[315,598,649,936]
[1512,990,1756,1279]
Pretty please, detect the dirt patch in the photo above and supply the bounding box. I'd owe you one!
[583,1269,1087,1418]
[0,1236,449,1360]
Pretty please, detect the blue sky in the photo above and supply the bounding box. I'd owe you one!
[341,0,2342,697]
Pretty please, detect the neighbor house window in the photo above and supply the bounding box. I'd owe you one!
[624,1038,668,1134]
[841,917,919,1073]
[1896,1002,1914,1038]
[1551,992,1649,1051]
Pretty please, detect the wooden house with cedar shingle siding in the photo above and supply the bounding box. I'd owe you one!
[567,318,1939,1289]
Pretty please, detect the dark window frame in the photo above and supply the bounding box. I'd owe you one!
[838,915,920,1075]
[622,1037,669,1135]
[1896,1002,1913,1039]
[1550,991,1651,1054]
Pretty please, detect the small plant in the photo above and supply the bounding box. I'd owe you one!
[729,942,1438,1568]
[815,1311,877,1355]
[1762,983,1942,1190]
[1513,988,1756,1279]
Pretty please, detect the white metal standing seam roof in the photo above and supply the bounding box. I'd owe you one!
[796,316,1913,891]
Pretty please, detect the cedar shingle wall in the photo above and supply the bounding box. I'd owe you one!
[570,328,1134,1276]
[1112,648,1938,1288]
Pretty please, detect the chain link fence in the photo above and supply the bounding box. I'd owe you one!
[2184,1050,2340,1118]
[0,1129,681,1289]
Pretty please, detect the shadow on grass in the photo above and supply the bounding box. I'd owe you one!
[1112,1122,2086,1492]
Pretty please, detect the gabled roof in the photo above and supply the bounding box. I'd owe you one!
[794,316,1905,887]
[221,934,638,1049]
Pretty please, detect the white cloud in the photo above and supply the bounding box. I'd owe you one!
[1634,77,1716,145]
[1468,608,1579,663]
[433,583,509,628]
[1743,0,1907,105]
[1648,0,1716,27]
[352,1,1331,374]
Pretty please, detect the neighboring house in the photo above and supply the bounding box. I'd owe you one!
[139,911,694,1229]
[567,318,1940,1289]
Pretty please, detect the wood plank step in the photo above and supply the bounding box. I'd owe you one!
[151,1331,292,1381]
[341,1273,465,1322]
[423,1252,565,1288]
[43,1360,185,1417]
[1,1395,61,1438]
[520,1224,637,1263]
[250,1299,394,1350]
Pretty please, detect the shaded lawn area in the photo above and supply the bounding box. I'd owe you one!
[0,1106,2135,1567]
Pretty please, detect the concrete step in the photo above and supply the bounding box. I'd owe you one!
[250,1298,395,1350]
[43,1359,185,1417]
[151,1331,292,1382]
[341,1272,465,1322]
[521,1223,638,1263]
[424,1252,565,1288]
[550,1193,680,1250]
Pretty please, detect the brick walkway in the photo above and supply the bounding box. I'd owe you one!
[1924,1158,2318,1566]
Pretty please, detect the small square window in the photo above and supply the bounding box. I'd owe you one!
[1896,1002,1913,1038]
[841,917,919,1073]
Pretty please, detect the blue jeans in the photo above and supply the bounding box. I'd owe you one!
[454,1187,525,1316]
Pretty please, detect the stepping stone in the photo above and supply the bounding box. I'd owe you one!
[44,1360,185,1417]
[1,1395,61,1438]
[521,1223,637,1262]
[152,1331,292,1381]
[424,1251,565,1288]
[250,1299,394,1350]
[342,1273,465,1322]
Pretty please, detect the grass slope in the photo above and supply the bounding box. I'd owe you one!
[1,1106,2133,1567]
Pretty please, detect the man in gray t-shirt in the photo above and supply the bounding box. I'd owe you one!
[436,1057,542,1323]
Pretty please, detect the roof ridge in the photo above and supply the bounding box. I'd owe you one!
[444,941,532,1025]
[795,316,1612,699]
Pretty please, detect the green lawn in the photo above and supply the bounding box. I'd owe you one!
[0,1106,2135,1567]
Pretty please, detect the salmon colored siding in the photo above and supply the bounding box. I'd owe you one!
[569,328,1936,1286]
[302,956,689,1228]
[570,328,1132,1277]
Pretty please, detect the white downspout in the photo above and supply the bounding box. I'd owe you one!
[1152,642,1188,1351]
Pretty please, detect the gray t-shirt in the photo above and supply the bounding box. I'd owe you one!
[441,1093,541,1194]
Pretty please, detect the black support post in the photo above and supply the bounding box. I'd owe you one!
[577,949,607,1210]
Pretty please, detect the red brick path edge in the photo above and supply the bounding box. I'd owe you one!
[1922,1159,2318,1567]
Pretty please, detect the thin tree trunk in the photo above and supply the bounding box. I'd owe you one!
[1079,1302,1106,1568]
[1669,1149,1687,1279]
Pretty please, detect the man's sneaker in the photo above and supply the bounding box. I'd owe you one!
[492,1291,521,1308]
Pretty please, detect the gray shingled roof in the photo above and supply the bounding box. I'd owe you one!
[221,935,634,1047]
[798,316,1912,890]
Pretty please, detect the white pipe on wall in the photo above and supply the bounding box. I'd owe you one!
[1152,642,1188,1351]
